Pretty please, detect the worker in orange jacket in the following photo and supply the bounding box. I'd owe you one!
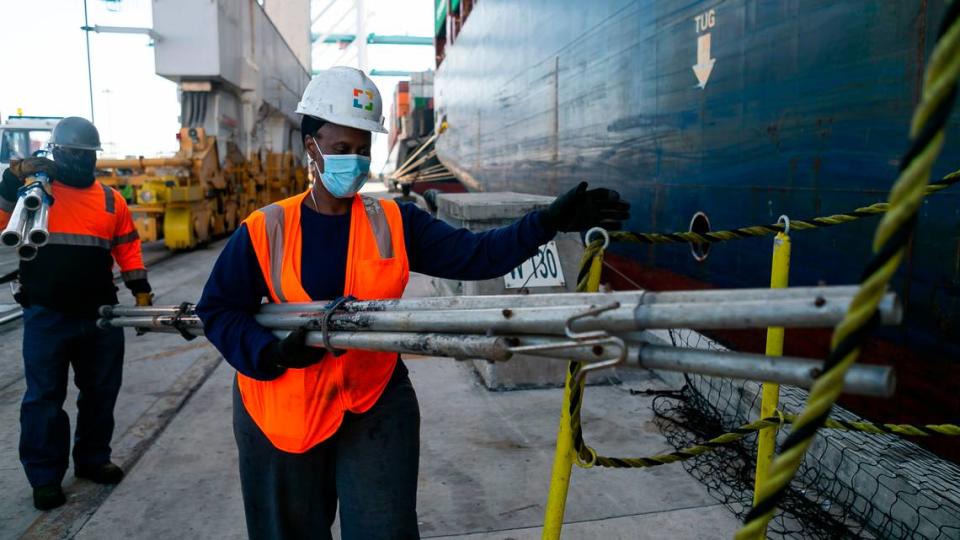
[197,68,630,539]
[0,117,153,511]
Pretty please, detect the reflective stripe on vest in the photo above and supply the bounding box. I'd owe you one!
[237,192,409,453]
[41,181,124,251]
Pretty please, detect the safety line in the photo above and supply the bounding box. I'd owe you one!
[578,414,960,470]
[582,170,959,249]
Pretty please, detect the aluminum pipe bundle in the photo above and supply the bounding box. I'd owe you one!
[1,178,53,260]
[97,283,903,398]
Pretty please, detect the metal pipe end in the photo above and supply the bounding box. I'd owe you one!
[17,243,38,261]
[843,365,897,397]
[22,195,41,211]
[862,366,897,398]
[884,293,904,325]
[878,367,896,398]
[96,318,113,330]
[99,305,114,318]
[28,229,48,247]
[1,231,21,247]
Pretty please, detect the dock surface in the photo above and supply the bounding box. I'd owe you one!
[0,239,739,539]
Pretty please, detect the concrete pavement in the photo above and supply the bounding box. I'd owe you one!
[1,239,740,539]
[0,241,225,539]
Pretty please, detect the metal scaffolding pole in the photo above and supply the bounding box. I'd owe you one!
[110,322,893,397]
[106,296,893,335]
[100,285,874,318]
[245,296,899,334]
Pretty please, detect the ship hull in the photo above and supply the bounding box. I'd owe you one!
[435,0,960,457]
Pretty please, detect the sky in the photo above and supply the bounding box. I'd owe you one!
[312,0,436,170]
[0,0,434,169]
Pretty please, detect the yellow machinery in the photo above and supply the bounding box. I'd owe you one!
[97,128,306,250]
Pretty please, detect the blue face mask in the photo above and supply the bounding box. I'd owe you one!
[310,136,371,199]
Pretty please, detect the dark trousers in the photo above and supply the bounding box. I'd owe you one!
[233,362,421,540]
[19,305,124,487]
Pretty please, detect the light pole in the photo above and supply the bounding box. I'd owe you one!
[83,0,96,122]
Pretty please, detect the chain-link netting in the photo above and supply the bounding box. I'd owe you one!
[643,328,960,540]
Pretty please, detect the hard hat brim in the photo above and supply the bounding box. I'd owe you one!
[297,110,388,134]
[50,142,103,151]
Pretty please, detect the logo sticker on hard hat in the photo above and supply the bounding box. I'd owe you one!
[353,88,375,111]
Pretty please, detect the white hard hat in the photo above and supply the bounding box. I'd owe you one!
[296,66,387,134]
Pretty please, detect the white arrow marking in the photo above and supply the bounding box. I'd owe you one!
[692,33,715,88]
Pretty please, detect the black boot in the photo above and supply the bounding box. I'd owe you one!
[75,462,124,485]
[33,485,66,511]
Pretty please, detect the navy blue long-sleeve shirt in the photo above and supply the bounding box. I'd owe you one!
[196,200,556,380]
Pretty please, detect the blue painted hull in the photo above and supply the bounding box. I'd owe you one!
[435,0,960,449]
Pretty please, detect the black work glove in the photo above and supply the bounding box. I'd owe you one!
[540,181,631,232]
[126,278,153,296]
[8,157,59,180]
[264,327,325,369]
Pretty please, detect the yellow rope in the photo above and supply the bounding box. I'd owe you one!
[632,170,960,244]
[583,415,960,470]
[586,416,778,469]
[738,5,960,537]
[589,169,958,247]
[576,172,959,287]
[789,415,960,438]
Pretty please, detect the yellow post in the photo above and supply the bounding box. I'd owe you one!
[542,368,581,539]
[753,229,791,530]
[542,250,604,539]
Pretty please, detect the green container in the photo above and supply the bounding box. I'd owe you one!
[435,0,446,35]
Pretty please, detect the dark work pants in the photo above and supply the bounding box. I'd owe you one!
[19,305,124,487]
[233,361,421,540]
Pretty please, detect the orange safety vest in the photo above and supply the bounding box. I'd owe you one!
[238,191,409,453]
[0,180,145,278]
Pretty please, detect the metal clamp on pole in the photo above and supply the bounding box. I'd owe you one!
[169,302,198,341]
[507,302,627,382]
[320,295,355,356]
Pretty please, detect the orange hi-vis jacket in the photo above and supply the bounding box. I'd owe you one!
[0,178,147,312]
[238,191,410,453]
